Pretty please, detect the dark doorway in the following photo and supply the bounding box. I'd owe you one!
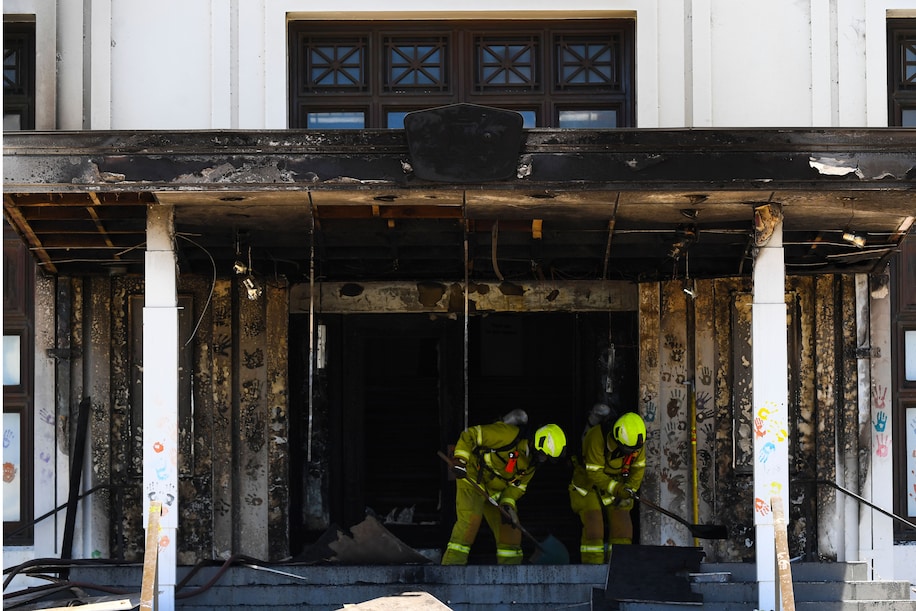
[289,310,638,560]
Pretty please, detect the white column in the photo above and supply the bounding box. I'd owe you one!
[686,0,713,127]
[87,0,112,129]
[752,209,790,611]
[143,205,179,611]
[865,274,894,579]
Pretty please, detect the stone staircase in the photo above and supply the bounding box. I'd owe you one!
[7,557,915,610]
[27,563,607,610]
[606,561,916,611]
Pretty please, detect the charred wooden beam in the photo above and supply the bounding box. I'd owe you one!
[289,279,638,314]
[4,129,915,195]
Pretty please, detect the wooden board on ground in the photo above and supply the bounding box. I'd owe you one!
[342,591,452,609]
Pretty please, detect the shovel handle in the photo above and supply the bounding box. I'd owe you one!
[437,450,542,548]
[629,489,688,525]
[629,488,729,539]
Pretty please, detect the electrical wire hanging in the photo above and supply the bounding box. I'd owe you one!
[176,233,216,347]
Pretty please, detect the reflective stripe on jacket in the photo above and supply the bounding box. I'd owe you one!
[571,423,646,503]
[453,422,535,507]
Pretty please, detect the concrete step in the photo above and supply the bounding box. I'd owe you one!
[674,562,916,611]
[619,602,916,611]
[39,560,916,610]
[793,602,916,611]
[698,561,870,582]
[691,579,912,602]
[64,563,607,610]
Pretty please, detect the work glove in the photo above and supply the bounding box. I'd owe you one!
[618,486,633,500]
[450,458,468,479]
[601,479,620,505]
[612,497,634,510]
[500,504,520,527]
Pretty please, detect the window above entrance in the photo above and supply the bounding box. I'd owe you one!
[288,20,636,129]
[888,18,916,126]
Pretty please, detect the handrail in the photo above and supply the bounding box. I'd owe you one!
[4,483,138,539]
[798,478,916,530]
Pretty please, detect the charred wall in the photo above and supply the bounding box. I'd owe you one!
[639,275,862,562]
[57,271,861,563]
[56,273,290,563]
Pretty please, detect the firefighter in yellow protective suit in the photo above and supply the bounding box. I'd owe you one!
[569,412,647,564]
[441,419,567,565]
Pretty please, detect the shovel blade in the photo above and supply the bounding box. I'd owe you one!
[689,523,729,540]
[529,534,570,564]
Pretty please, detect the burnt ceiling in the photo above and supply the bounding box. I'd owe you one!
[3,121,915,283]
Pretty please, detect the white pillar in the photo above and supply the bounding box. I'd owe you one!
[865,273,894,579]
[752,208,790,611]
[143,205,179,611]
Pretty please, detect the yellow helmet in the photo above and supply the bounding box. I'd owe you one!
[533,424,567,458]
[611,412,646,452]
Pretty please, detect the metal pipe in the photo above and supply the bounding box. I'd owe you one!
[307,191,316,462]
[685,276,699,546]
[463,192,469,431]
[601,195,620,280]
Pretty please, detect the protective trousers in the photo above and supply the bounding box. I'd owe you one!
[569,486,633,564]
[442,480,523,565]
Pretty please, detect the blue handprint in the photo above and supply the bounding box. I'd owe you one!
[759,442,776,464]
[644,401,657,422]
[3,428,13,448]
[696,391,712,410]
[874,411,887,433]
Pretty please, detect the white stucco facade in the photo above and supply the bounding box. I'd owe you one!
[4,0,916,599]
[15,0,914,131]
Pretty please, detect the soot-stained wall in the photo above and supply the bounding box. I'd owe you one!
[639,276,861,563]
[60,272,860,563]
[58,274,290,563]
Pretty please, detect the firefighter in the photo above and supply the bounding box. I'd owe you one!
[441,417,567,565]
[569,411,647,564]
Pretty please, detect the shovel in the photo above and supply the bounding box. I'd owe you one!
[628,488,728,540]
[437,450,570,564]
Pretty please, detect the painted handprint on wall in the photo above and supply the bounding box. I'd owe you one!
[873,385,887,410]
[661,468,687,507]
[699,366,712,386]
[758,442,776,463]
[874,411,887,433]
[667,389,683,418]
[876,434,890,458]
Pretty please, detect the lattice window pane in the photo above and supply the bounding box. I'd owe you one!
[289,20,635,128]
[475,36,540,91]
[558,109,617,128]
[307,111,365,129]
[903,107,916,127]
[3,35,25,95]
[556,35,620,90]
[385,37,448,91]
[304,38,367,92]
[903,36,916,88]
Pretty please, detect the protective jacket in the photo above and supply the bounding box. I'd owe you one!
[452,421,535,511]
[442,421,536,565]
[571,422,646,506]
